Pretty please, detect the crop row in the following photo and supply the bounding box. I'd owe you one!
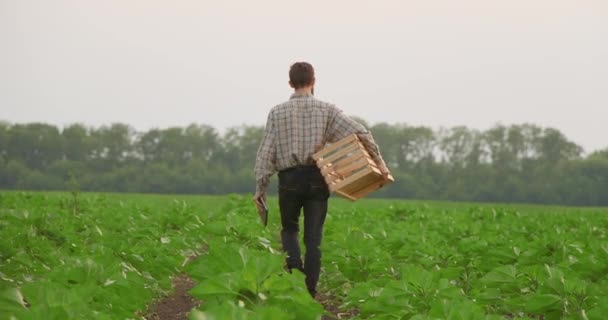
[1,192,607,319]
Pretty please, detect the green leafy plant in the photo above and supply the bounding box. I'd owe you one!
[1,192,606,319]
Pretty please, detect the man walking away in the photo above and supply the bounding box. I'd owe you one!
[253,62,389,298]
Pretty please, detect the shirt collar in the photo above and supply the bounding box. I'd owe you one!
[290,92,314,100]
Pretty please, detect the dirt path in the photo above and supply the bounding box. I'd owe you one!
[141,260,353,320]
[142,273,202,320]
[317,291,358,320]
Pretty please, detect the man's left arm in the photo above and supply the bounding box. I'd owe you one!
[327,106,390,177]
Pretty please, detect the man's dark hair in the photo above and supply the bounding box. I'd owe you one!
[289,62,315,88]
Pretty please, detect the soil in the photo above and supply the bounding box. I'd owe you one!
[141,276,357,320]
[142,273,202,320]
[317,291,358,320]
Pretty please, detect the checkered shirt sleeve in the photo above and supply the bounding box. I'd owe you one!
[254,112,276,193]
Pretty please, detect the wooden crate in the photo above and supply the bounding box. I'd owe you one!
[312,134,394,201]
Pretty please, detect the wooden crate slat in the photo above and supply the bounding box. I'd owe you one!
[334,157,370,177]
[346,141,373,159]
[350,175,395,199]
[317,141,371,173]
[352,175,384,193]
[341,172,381,194]
[340,171,378,192]
[338,157,377,174]
[316,142,360,167]
[329,167,373,192]
[327,149,367,171]
[321,151,367,177]
[334,190,357,201]
[313,134,358,160]
[312,134,359,161]
[330,168,369,191]
[345,173,394,199]
[350,180,385,200]
[317,150,367,170]
[320,151,365,176]
[369,165,382,175]
[324,172,343,185]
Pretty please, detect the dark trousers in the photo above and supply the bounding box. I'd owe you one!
[278,165,329,296]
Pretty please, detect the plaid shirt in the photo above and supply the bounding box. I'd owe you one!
[254,92,385,193]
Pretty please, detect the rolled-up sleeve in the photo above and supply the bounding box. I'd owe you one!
[254,111,277,193]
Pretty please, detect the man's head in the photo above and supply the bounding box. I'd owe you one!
[289,62,315,90]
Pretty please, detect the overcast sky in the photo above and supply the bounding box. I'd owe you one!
[1,0,606,152]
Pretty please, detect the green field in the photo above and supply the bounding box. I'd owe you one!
[1,192,607,320]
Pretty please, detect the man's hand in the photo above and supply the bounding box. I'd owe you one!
[252,191,267,213]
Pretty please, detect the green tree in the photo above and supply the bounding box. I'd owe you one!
[0,121,9,164]
[89,123,135,171]
[137,128,162,163]
[6,123,63,170]
[62,123,92,162]
[537,128,582,165]
[0,120,604,206]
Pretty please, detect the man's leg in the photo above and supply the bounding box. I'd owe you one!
[302,187,329,297]
[278,186,304,272]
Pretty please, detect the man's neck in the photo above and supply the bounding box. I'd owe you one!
[294,87,313,96]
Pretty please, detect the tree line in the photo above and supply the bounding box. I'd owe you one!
[0,121,606,206]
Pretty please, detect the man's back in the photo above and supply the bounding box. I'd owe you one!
[268,93,341,169]
[255,92,384,194]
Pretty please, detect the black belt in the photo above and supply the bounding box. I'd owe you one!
[280,164,317,173]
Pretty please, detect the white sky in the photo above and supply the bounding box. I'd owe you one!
[1,0,607,152]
